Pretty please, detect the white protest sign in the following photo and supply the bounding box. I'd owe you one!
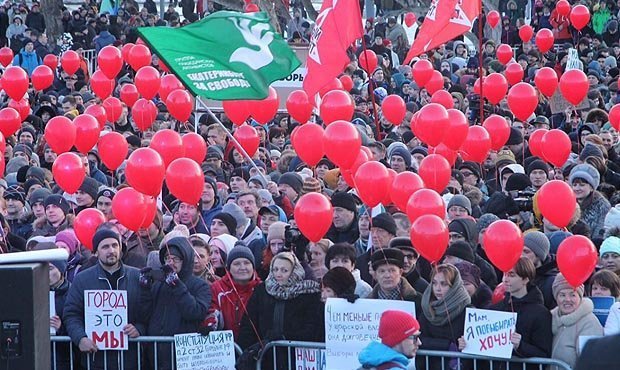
[295,348,326,370]
[325,298,416,370]
[463,308,517,359]
[578,335,602,353]
[174,331,235,370]
[84,290,128,350]
[50,291,56,335]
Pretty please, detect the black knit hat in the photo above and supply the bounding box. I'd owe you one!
[29,187,51,206]
[278,172,304,195]
[330,191,357,214]
[506,127,524,145]
[212,212,237,235]
[231,167,250,181]
[372,213,397,236]
[79,177,100,201]
[459,161,481,179]
[226,245,255,270]
[44,194,70,215]
[371,248,404,269]
[526,159,549,175]
[445,240,475,263]
[92,228,121,252]
[322,266,356,297]
[96,188,116,202]
[4,185,25,204]
[505,173,532,191]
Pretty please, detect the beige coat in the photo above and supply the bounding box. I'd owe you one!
[551,298,603,369]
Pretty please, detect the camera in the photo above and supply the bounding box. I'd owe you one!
[284,225,310,262]
[510,190,535,212]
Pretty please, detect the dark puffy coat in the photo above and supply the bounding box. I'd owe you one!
[417,307,471,370]
[326,215,360,245]
[51,279,72,370]
[533,256,558,310]
[574,333,620,370]
[63,262,145,370]
[490,285,552,370]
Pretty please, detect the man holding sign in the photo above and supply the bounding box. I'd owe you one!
[63,228,145,370]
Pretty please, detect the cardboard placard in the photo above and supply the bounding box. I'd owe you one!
[462,308,517,359]
[174,331,235,370]
[84,290,128,350]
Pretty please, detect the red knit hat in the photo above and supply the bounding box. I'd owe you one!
[378,310,420,347]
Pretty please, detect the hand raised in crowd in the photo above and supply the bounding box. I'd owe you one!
[139,267,153,289]
[267,181,279,196]
[162,264,180,286]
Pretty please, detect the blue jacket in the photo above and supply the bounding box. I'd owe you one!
[358,341,410,370]
[13,48,41,75]
[94,31,116,53]
[62,262,145,370]
[201,203,222,230]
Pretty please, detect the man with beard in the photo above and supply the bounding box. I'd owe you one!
[4,185,33,239]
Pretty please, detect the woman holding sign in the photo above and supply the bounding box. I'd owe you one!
[417,264,472,370]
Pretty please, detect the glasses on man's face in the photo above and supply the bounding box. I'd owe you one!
[408,334,421,342]
[165,256,183,264]
[270,242,285,249]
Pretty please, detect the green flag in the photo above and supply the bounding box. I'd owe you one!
[137,12,300,100]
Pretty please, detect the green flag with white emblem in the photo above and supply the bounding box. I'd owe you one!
[137,11,300,100]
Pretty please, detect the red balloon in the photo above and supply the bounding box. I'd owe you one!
[126,148,165,196]
[610,104,620,131]
[404,12,416,27]
[223,100,251,126]
[570,4,590,31]
[121,43,135,64]
[45,116,75,154]
[557,235,598,288]
[507,82,538,121]
[291,123,324,166]
[406,188,445,222]
[166,158,205,205]
[318,78,343,98]
[43,54,58,70]
[103,97,123,123]
[339,75,353,92]
[120,83,140,107]
[425,70,444,95]
[534,67,558,97]
[442,109,468,150]
[234,124,260,157]
[0,47,13,67]
[52,152,85,193]
[85,104,107,129]
[249,87,278,124]
[182,133,207,164]
[556,0,570,16]
[492,283,506,305]
[320,90,354,125]
[528,129,548,159]
[487,10,500,27]
[430,90,454,109]
[134,66,161,100]
[73,114,100,154]
[98,132,128,170]
[559,69,588,105]
[0,108,21,138]
[496,44,513,65]
[504,62,524,85]
[535,28,554,53]
[159,74,183,102]
[345,150,370,186]
[60,50,80,75]
[541,129,571,167]
[483,115,510,150]
[138,193,157,229]
[0,132,6,153]
[429,143,458,167]
[460,126,492,163]
[31,65,54,91]
[295,192,333,242]
[112,187,148,232]
[382,169,397,206]
[286,90,313,124]
[127,44,152,71]
[166,89,193,122]
[473,77,482,95]
[8,98,29,121]
[2,66,28,100]
[149,129,185,167]
[483,73,508,104]
[538,180,576,228]
[244,3,259,12]
[74,208,106,250]
[518,25,534,43]
[324,120,361,169]
[391,171,424,212]
[131,98,157,131]
[382,94,406,124]
[410,214,449,264]
[416,103,448,146]
[418,154,451,193]
[355,161,390,207]
[97,45,123,79]
[483,220,524,272]
[412,59,434,87]
[358,50,377,73]
[90,70,115,99]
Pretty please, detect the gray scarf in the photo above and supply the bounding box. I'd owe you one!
[265,253,320,300]
[377,280,403,300]
[422,274,471,326]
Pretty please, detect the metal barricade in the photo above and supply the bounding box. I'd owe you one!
[256,341,574,370]
[81,49,98,76]
[51,336,243,370]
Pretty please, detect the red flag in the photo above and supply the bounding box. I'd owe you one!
[404,0,481,64]
[303,0,363,100]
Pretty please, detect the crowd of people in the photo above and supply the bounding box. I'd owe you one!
[0,0,619,369]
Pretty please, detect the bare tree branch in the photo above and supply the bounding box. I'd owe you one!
[41,0,64,43]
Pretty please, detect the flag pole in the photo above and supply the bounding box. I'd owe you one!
[478,0,485,125]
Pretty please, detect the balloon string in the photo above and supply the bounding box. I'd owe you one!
[360,37,381,141]
[477,0,484,125]
[436,263,457,351]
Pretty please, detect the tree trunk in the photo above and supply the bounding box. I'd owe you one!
[41,0,64,44]
[300,0,317,20]
[212,0,244,11]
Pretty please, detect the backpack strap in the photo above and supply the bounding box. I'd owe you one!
[376,361,404,370]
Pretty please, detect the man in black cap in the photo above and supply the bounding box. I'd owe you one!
[96,188,116,220]
[229,167,250,193]
[32,194,72,237]
[29,187,51,219]
[326,192,359,244]
[4,184,33,239]
[63,228,145,369]
[367,248,421,312]
[357,213,397,285]
[389,237,429,294]
[76,177,100,213]
[201,176,222,228]
[277,172,303,205]
[204,147,226,182]
[527,160,550,190]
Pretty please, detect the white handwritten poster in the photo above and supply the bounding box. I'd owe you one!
[175,331,235,370]
[462,308,517,359]
[84,290,128,350]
